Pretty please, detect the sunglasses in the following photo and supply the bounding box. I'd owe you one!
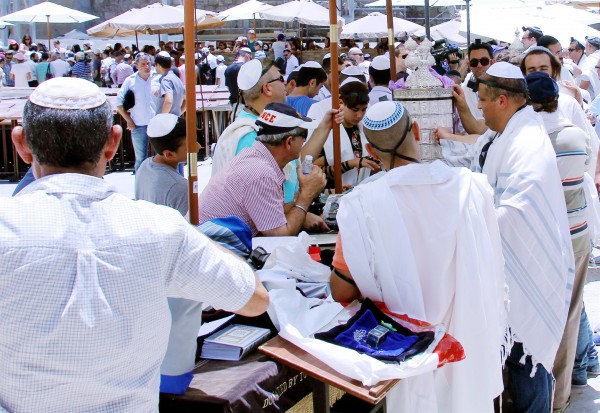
[266,75,284,84]
[469,57,490,67]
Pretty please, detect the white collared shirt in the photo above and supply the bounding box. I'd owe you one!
[0,174,256,412]
[117,71,161,126]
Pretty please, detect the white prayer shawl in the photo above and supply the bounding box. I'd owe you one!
[211,117,259,176]
[474,105,574,373]
[461,73,484,121]
[305,97,371,186]
[337,161,506,413]
[558,93,598,175]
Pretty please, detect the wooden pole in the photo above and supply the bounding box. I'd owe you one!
[184,0,199,225]
[385,0,396,82]
[329,0,342,194]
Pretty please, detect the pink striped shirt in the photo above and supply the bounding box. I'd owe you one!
[199,141,287,235]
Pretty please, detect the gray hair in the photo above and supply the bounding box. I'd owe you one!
[134,52,151,63]
[23,100,113,168]
[257,127,304,145]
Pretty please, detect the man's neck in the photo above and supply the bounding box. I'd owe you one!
[138,71,151,80]
[288,86,309,97]
[245,99,267,116]
[152,154,178,169]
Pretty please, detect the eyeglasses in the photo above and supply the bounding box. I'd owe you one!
[266,75,284,84]
[568,48,577,52]
[470,57,490,67]
[595,66,600,69]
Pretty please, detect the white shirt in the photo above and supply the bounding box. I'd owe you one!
[215,63,227,88]
[0,174,256,412]
[51,58,71,78]
[368,85,392,107]
[579,50,600,100]
[10,62,31,87]
[26,60,37,81]
[117,72,161,126]
[272,41,286,61]
[314,85,331,101]
[461,73,484,120]
[284,54,299,80]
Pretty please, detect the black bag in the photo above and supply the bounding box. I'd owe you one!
[123,89,135,111]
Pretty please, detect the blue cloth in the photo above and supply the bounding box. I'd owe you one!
[131,125,149,172]
[334,309,419,359]
[506,341,553,413]
[314,299,434,363]
[573,303,599,382]
[285,95,317,117]
[197,216,252,256]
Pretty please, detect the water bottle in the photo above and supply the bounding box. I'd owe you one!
[301,155,313,175]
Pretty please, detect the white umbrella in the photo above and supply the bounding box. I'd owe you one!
[1,1,98,49]
[87,3,223,38]
[0,20,14,29]
[341,12,422,38]
[414,19,467,46]
[218,0,273,21]
[259,0,344,26]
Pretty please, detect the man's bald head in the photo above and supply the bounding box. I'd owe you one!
[363,101,420,169]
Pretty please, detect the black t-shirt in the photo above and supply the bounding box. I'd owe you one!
[224,62,244,104]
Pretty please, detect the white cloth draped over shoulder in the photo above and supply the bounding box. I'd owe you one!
[473,106,574,372]
[211,118,258,176]
[337,161,506,413]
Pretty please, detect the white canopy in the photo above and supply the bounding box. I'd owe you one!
[365,0,465,7]
[0,20,13,29]
[459,4,600,46]
[341,12,422,38]
[86,3,223,37]
[460,7,600,46]
[218,0,273,21]
[414,19,467,46]
[259,0,344,27]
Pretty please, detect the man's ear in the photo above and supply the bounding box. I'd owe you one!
[285,135,294,149]
[104,125,122,162]
[12,126,34,164]
[412,121,420,142]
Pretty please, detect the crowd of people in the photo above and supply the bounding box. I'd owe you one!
[4,21,600,413]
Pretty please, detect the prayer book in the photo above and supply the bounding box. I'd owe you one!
[200,324,271,361]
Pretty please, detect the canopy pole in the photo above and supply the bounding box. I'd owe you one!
[385,0,396,82]
[424,0,430,39]
[329,0,342,194]
[46,15,50,51]
[466,0,471,46]
[135,31,139,50]
[184,0,199,225]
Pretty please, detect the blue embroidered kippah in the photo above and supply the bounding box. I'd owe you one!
[362,101,405,131]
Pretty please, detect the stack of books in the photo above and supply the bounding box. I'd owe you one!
[200,324,271,361]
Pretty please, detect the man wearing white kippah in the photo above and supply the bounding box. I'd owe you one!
[1,78,268,412]
[330,100,506,412]
[449,62,574,412]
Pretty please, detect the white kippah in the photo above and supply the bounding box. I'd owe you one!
[341,65,364,76]
[147,113,179,138]
[302,60,323,69]
[322,53,331,61]
[486,62,524,80]
[238,59,263,91]
[370,55,390,71]
[29,77,107,110]
[340,77,361,87]
[363,101,405,131]
[157,51,170,58]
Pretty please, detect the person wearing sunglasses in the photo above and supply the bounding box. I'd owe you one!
[568,37,586,67]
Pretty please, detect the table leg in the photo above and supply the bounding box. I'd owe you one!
[312,381,330,413]
[1,121,8,173]
[11,120,19,180]
[203,111,210,159]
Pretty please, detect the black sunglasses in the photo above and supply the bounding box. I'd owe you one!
[266,75,284,84]
[469,57,490,67]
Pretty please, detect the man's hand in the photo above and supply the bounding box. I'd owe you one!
[298,165,326,200]
[452,84,468,112]
[125,119,136,131]
[448,53,460,70]
[434,127,453,143]
[303,212,330,232]
[561,80,583,106]
[317,107,344,131]
[348,157,381,172]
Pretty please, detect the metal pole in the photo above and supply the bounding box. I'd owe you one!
[329,0,342,194]
[184,0,199,224]
[385,0,396,82]
[46,15,50,51]
[466,0,471,46]
[424,0,430,39]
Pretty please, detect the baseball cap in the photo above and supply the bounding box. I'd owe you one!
[256,103,318,136]
[254,50,267,59]
[239,47,252,54]
[14,52,25,61]
[75,51,85,61]
[8,39,16,45]
[216,54,225,62]
[277,33,285,40]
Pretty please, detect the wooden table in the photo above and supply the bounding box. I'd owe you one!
[260,336,399,413]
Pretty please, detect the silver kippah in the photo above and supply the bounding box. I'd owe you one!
[29,77,107,110]
[363,101,405,131]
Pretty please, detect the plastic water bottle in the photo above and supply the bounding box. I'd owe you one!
[301,155,313,175]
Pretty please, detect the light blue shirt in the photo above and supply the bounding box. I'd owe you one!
[117,72,161,126]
